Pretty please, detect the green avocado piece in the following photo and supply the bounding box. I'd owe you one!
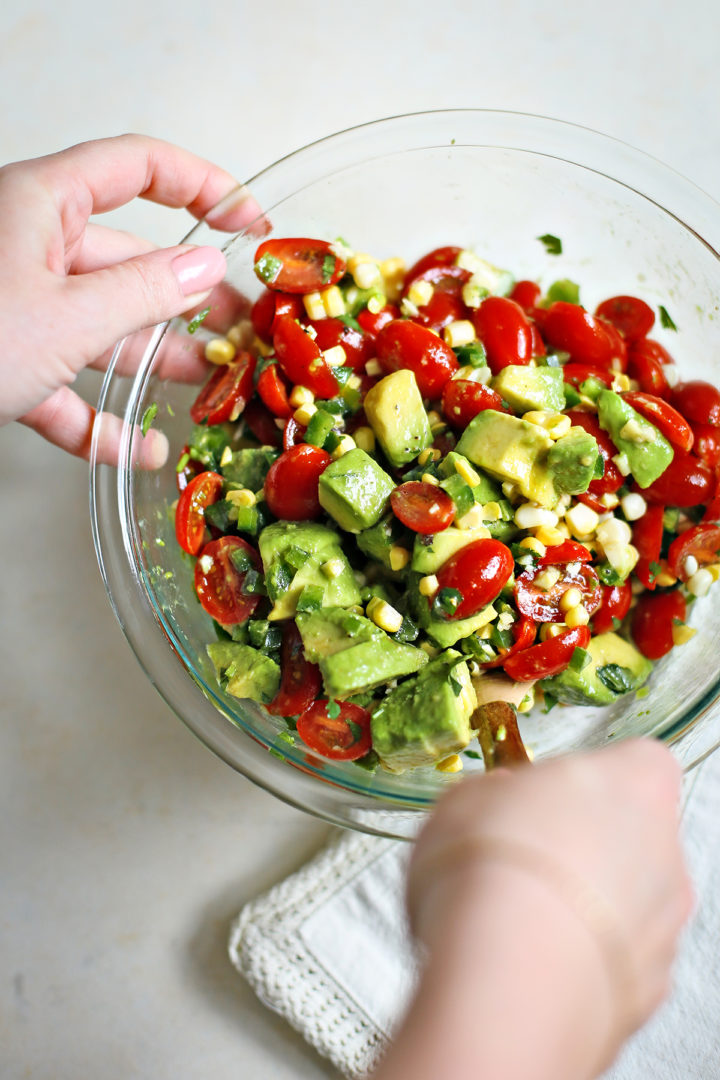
[438,452,502,503]
[206,642,280,704]
[490,365,565,413]
[409,575,497,647]
[356,515,406,571]
[296,606,381,662]
[456,410,555,504]
[363,369,433,467]
[547,427,600,496]
[320,636,427,700]
[258,522,360,621]
[318,448,395,533]
[596,390,674,488]
[540,632,652,706]
[221,446,279,490]
[370,653,476,772]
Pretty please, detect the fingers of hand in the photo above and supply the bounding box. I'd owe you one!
[69,222,158,273]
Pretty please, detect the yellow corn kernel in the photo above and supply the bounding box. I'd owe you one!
[456,508,491,532]
[400,296,420,318]
[533,525,566,548]
[519,537,547,557]
[204,337,236,365]
[450,457,479,488]
[366,597,404,633]
[289,385,315,408]
[611,372,632,392]
[419,574,439,597]
[407,279,434,308]
[654,570,678,587]
[380,257,405,301]
[534,568,562,591]
[565,503,600,538]
[559,586,583,612]
[352,261,382,290]
[322,344,347,368]
[443,319,476,348]
[226,488,256,508]
[427,410,443,427]
[321,557,345,579]
[294,402,318,425]
[347,374,362,390]
[367,293,386,314]
[219,445,233,468]
[421,472,440,486]
[389,546,411,572]
[672,623,697,646]
[353,426,376,452]
[523,410,572,440]
[565,604,590,628]
[418,447,441,466]
[303,291,326,320]
[540,623,566,641]
[481,501,503,522]
[331,435,357,460]
[461,279,486,309]
[322,285,346,317]
[436,754,463,774]
[705,564,720,582]
[365,358,383,377]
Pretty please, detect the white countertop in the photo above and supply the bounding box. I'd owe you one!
[2,3,719,1077]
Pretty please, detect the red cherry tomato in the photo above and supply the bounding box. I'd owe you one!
[242,398,282,447]
[253,237,345,294]
[577,491,609,514]
[190,352,256,425]
[404,245,462,289]
[632,504,665,590]
[515,562,602,623]
[264,444,331,520]
[273,292,305,324]
[482,615,537,670]
[309,317,372,371]
[472,296,535,374]
[530,323,546,358]
[599,319,629,372]
[194,536,261,625]
[564,409,624,496]
[595,295,655,341]
[509,280,541,312]
[267,622,322,718]
[503,626,592,682]
[703,496,720,524]
[435,539,514,620]
[441,378,507,429]
[627,340,672,397]
[251,289,276,342]
[561,363,614,388]
[642,451,714,507]
[375,319,458,398]
[296,699,372,761]
[621,391,694,452]
[667,524,720,581]
[543,302,615,368]
[176,444,205,493]
[175,471,223,555]
[592,581,633,635]
[631,590,686,660]
[692,423,720,467]
[390,481,455,534]
[671,381,720,427]
[273,315,339,399]
[357,304,400,338]
[257,364,292,418]
[537,540,593,565]
[282,416,305,449]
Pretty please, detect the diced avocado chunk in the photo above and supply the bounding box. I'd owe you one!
[412,526,496,574]
[370,653,477,772]
[491,365,565,413]
[457,410,554,504]
[320,637,427,700]
[438,452,502,503]
[356,515,405,571]
[221,446,279,490]
[597,390,674,488]
[546,427,600,496]
[258,522,360,620]
[318,448,395,533]
[409,575,497,647]
[206,642,280,704]
[296,606,381,662]
[540,632,652,706]
[363,370,433,467]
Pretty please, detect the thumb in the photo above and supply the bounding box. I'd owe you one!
[65,244,227,358]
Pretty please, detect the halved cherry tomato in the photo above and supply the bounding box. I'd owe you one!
[537,540,593,565]
[691,423,720,467]
[627,339,672,397]
[250,289,276,343]
[667,524,720,581]
[472,296,535,374]
[267,622,322,718]
[622,391,693,452]
[176,444,205,493]
[264,444,331,520]
[515,562,602,623]
[390,481,455,534]
[296,699,372,761]
[642,451,714,507]
[242,398,282,447]
[309,317,372,371]
[671,380,720,426]
[190,351,256,424]
[595,295,655,341]
[257,363,292,418]
[357,303,400,338]
[530,323,546,357]
[254,237,345,294]
[510,280,541,312]
[503,626,591,682]
[375,319,458,398]
[282,416,305,449]
[631,590,686,660]
[403,245,462,289]
[561,363,614,388]
[441,378,507,429]
[194,536,261,625]
[273,293,305,324]
[543,302,616,368]
[564,409,623,496]
[175,470,223,555]
[482,615,537,670]
[273,315,339,399]
[592,581,633,634]
[435,539,514,620]
[632,504,665,590]
[599,319,629,372]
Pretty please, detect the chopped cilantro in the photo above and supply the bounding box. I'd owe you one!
[391,616,420,644]
[463,749,482,760]
[597,664,635,694]
[538,233,563,256]
[453,340,487,368]
[659,305,677,331]
[140,402,158,437]
[648,560,663,583]
[187,307,210,333]
[353,749,379,772]
[597,562,623,586]
[448,672,463,697]
[432,587,463,618]
[593,454,606,480]
[569,646,591,672]
[346,719,365,742]
[326,699,341,719]
[542,692,558,714]
[321,253,337,284]
[337,312,362,332]
[254,253,283,285]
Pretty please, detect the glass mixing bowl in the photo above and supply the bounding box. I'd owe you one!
[91,110,720,838]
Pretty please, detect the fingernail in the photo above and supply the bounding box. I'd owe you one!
[172,246,226,296]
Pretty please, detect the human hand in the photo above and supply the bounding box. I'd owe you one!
[0,135,256,463]
[386,741,692,1080]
